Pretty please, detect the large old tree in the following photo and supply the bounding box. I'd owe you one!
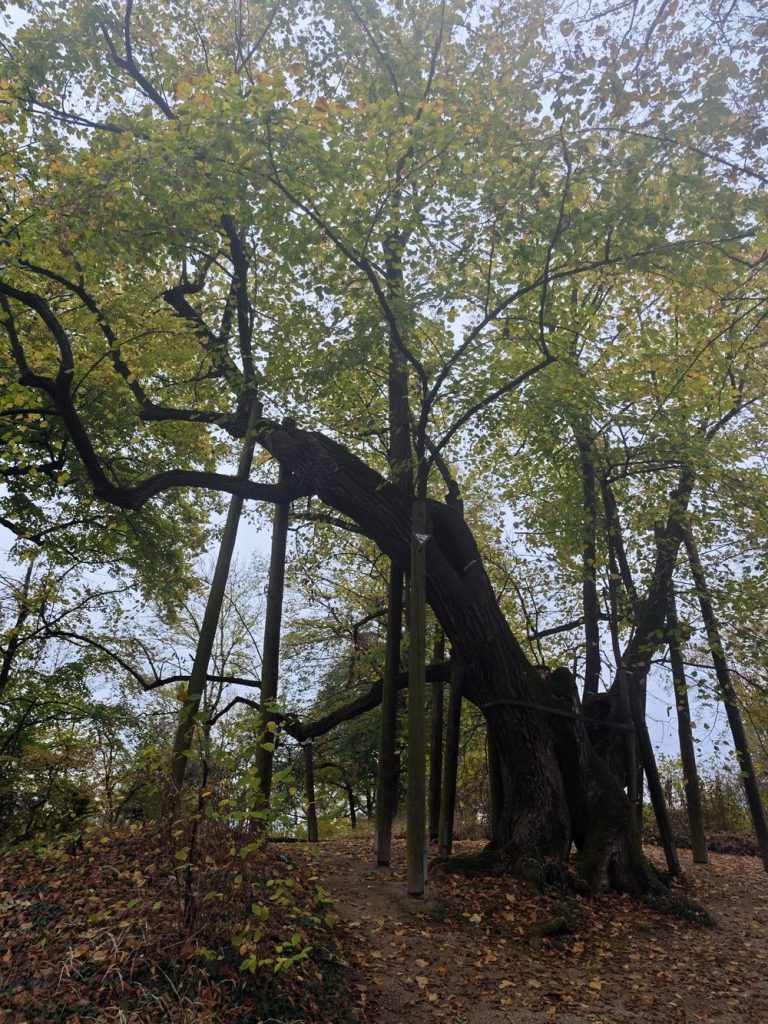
[1,0,766,888]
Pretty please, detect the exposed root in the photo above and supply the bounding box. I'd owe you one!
[642,889,716,927]
[432,845,715,927]
[526,896,588,949]
[430,847,503,877]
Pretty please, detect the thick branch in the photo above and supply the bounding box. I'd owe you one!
[292,662,451,741]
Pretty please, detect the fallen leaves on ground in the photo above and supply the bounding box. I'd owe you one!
[2,829,766,1024]
[294,835,768,1024]
[0,826,354,1024]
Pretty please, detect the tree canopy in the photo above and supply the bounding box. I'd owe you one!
[1,0,767,887]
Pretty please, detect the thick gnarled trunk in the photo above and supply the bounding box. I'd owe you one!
[259,423,648,889]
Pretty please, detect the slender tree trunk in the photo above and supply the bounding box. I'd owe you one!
[633,680,646,836]
[628,676,682,876]
[634,739,645,831]
[303,741,319,843]
[254,462,290,805]
[438,659,463,857]
[600,478,640,609]
[375,235,413,862]
[576,436,601,699]
[345,780,357,829]
[611,474,698,876]
[374,565,403,866]
[429,632,445,842]
[606,560,638,807]
[601,476,643,826]
[168,402,258,805]
[666,582,708,863]
[684,527,768,872]
[406,495,428,897]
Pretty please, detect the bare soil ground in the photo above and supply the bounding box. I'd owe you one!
[294,834,768,1024]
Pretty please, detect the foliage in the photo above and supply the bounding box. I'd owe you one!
[654,753,761,837]
[1,0,765,614]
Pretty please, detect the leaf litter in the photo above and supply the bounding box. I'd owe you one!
[293,835,768,1024]
[1,830,766,1023]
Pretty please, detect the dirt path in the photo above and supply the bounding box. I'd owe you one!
[296,835,768,1024]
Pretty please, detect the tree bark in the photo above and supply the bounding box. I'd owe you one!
[375,237,413,863]
[684,527,768,872]
[544,668,651,891]
[610,474,698,877]
[666,582,708,864]
[600,478,639,609]
[487,730,504,844]
[606,541,638,809]
[601,476,643,828]
[628,672,682,877]
[0,561,36,697]
[345,779,357,828]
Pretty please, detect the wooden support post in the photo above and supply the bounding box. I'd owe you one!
[303,740,319,843]
[685,528,768,872]
[168,401,258,807]
[429,632,445,842]
[375,565,403,866]
[667,582,708,864]
[629,676,682,877]
[255,463,290,806]
[438,659,463,857]
[406,496,428,897]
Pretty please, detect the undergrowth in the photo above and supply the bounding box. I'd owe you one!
[0,824,355,1023]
